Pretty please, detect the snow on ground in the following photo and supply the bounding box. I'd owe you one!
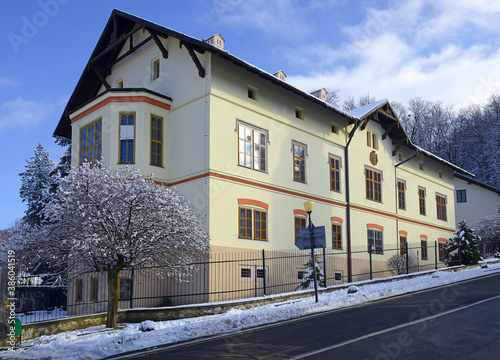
[2,263,500,360]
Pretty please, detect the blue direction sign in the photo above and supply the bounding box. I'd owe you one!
[296,225,326,250]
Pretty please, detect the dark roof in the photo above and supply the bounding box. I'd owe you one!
[54,9,356,139]
[454,173,500,195]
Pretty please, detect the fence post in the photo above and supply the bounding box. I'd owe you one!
[262,249,266,297]
[406,247,409,274]
[322,247,327,287]
[369,245,373,280]
[435,241,438,270]
[129,267,134,309]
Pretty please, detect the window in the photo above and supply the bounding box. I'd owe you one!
[119,277,132,300]
[79,119,102,165]
[297,269,306,281]
[398,152,404,161]
[367,130,378,149]
[439,243,445,261]
[436,194,447,221]
[295,107,304,120]
[116,79,123,88]
[240,265,268,281]
[90,277,98,301]
[119,112,135,164]
[332,224,342,250]
[400,235,407,255]
[421,240,428,260]
[75,278,83,302]
[365,168,382,202]
[331,123,339,134]
[248,86,258,100]
[439,170,443,178]
[150,115,163,167]
[240,267,251,278]
[367,229,383,254]
[334,272,343,282]
[239,207,267,241]
[293,142,306,183]
[254,209,267,241]
[456,189,467,203]
[295,216,306,243]
[238,122,267,172]
[152,58,160,80]
[398,180,406,210]
[419,187,426,215]
[329,156,341,192]
[419,162,425,171]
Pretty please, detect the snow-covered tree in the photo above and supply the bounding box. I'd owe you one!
[296,251,325,290]
[19,143,58,226]
[475,213,500,254]
[445,220,481,266]
[386,253,418,275]
[25,162,210,328]
[54,137,72,179]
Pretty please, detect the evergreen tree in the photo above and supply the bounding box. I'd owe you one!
[296,251,326,290]
[54,137,71,179]
[445,220,481,266]
[19,144,58,226]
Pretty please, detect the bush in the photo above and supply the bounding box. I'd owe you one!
[157,297,174,307]
[386,253,418,275]
[445,220,481,266]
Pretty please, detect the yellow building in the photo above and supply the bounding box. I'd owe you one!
[54,10,471,308]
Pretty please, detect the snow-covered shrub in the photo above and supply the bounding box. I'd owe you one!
[347,285,359,294]
[386,254,418,275]
[139,320,157,332]
[295,251,325,290]
[445,220,481,266]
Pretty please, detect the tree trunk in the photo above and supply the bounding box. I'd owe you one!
[106,267,120,328]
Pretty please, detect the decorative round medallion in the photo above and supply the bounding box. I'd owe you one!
[370,150,378,165]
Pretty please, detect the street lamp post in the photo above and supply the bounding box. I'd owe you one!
[304,200,319,303]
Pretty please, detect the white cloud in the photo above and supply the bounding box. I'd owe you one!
[283,0,500,109]
[0,76,19,87]
[208,0,314,39]
[0,98,58,130]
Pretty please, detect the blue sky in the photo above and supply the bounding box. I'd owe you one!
[2,0,500,229]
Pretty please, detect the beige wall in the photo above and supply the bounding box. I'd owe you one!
[455,177,500,227]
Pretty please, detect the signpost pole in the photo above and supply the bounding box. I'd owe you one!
[309,214,319,303]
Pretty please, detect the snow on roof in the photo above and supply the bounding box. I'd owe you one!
[414,145,474,176]
[347,99,387,119]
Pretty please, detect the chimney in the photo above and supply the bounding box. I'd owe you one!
[203,34,225,50]
[311,88,328,101]
[273,70,287,82]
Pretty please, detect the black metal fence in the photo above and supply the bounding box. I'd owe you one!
[16,241,445,323]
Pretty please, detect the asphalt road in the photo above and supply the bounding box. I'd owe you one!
[107,271,500,359]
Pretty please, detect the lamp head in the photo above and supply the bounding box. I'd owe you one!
[303,200,314,214]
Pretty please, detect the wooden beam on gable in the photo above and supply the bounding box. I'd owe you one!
[382,122,396,140]
[148,30,168,59]
[391,138,407,156]
[91,26,142,64]
[179,40,206,78]
[90,64,111,90]
[109,35,152,68]
[378,108,398,123]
